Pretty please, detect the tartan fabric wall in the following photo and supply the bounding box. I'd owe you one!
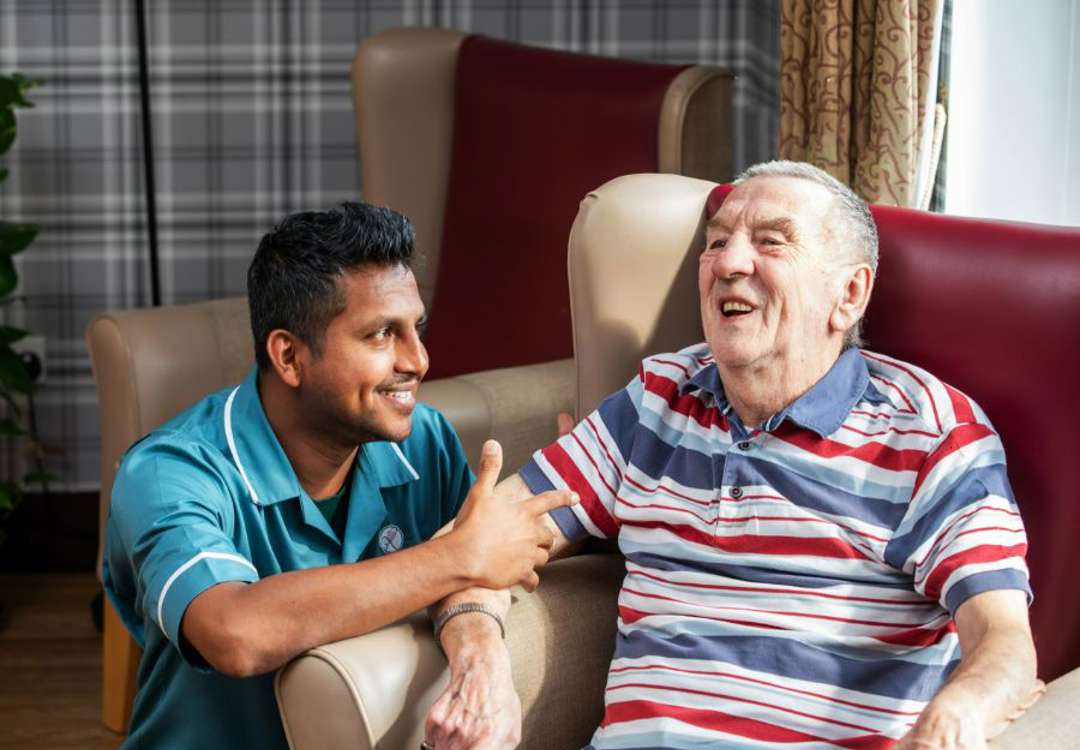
[0,0,780,491]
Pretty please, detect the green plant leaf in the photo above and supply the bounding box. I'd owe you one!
[0,167,8,184]
[0,326,27,346]
[0,76,18,110]
[0,347,31,394]
[0,255,16,298]
[0,480,22,511]
[0,222,38,256]
[23,470,56,486]
[0,417,24,437]
[0,109,14,156]
[0,374,20,415]
[11,73,44,100]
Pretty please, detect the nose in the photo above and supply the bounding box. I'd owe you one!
[708,233,755,280]
[396,329,429,379]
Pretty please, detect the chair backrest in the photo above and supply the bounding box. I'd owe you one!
[568,173,1080,681]
[353,28,734,380]
[87,297,254,572]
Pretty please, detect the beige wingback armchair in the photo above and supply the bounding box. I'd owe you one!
[274,174,1080,749]
[90,28,735,734]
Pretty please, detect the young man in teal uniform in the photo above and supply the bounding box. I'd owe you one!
[103,203,574,749]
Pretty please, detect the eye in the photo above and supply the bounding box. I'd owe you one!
[706,238,727,251]
[369,326,393,342]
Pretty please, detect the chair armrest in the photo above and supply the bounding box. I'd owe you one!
[275,553,624,750]
[991,666,1080,749]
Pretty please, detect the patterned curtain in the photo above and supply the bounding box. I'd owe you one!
[778,0,944,206]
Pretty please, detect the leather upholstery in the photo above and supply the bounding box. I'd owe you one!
[274,174,1080,749]
[423,36,692,379]
[353,27,464,310]
[276,553,625,750]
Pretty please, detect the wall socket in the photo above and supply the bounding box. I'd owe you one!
[12,334,47,384]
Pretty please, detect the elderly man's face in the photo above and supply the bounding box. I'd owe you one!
[699,176,844,372]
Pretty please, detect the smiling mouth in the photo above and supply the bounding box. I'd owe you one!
[376,386,417,410]
[720,301,755,318]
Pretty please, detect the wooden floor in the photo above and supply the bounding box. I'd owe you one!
[0,574,124,750]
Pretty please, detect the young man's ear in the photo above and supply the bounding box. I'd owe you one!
[830,264,874,337]
[265,329,305,388]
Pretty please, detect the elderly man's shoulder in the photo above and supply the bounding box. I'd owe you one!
[858,349,994,439]
[636,342,715,384]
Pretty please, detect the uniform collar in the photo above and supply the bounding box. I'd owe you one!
[681,347,877,438]
[223,368,420,506]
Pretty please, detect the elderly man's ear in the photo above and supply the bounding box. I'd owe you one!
[829,265,875,337]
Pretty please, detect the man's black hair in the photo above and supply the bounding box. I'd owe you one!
[247,202,415,370]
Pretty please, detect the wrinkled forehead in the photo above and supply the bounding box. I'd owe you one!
[707,176,835,235]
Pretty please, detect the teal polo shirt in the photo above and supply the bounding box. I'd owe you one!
[102,368,473,749]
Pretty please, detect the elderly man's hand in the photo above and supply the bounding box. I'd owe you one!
[423,624,521,750]
[894,694,987,750]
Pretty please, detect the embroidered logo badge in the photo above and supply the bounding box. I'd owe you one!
[377,524,404,554]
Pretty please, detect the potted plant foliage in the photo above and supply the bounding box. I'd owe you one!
[0,72,50,550]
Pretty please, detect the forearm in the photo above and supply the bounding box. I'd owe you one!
[431,472,577,643]
[186,533,474,676]
[926,623,1037,735]
[903,590,1039,747]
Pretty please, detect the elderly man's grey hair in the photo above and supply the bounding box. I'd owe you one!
[733,160,878,349]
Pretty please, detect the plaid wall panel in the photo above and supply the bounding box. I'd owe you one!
[0,0,779,491]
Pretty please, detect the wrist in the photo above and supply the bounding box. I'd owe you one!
[439,527,484,587]
[440,619,511,675]
[441,611,504,646]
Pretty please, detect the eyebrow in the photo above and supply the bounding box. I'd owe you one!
[707,214,800,240]
[755,216,800,240]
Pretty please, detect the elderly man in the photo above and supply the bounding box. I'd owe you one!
[425,161,1039,749]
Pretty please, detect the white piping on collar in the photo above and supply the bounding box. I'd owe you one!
[157,550,258,636]
[390,442,420,481]
[224,386,262,505]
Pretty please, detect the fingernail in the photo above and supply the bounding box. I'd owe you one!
[571,492,579,503]
[483,440,497,455]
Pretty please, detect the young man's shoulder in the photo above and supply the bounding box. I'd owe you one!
[114,386,238,499]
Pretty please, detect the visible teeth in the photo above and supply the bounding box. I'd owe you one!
[722,301,753,314]
[383,391,412,402]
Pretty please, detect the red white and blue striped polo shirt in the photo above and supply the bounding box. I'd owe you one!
[520,343,1030,749]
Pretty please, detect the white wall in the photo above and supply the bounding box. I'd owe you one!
[946,0,1080,226]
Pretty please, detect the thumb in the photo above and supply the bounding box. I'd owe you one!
[557,413,575,437]
[473,439,503,493]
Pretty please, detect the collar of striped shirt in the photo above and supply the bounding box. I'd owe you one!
[680,346,890,438]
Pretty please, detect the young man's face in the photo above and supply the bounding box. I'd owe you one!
[299,264,428,445]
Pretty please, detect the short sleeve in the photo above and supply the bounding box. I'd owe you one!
[432,409,475,523]
[103,440,259,664]
[519,371,645,542]
[885,423,1031,616]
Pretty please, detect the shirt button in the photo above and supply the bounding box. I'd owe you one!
[737,441,751,451]
[730,487,743,499]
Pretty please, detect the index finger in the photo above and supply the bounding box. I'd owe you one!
[525,489,579,516]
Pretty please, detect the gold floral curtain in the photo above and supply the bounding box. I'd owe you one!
[779,0,943,207]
